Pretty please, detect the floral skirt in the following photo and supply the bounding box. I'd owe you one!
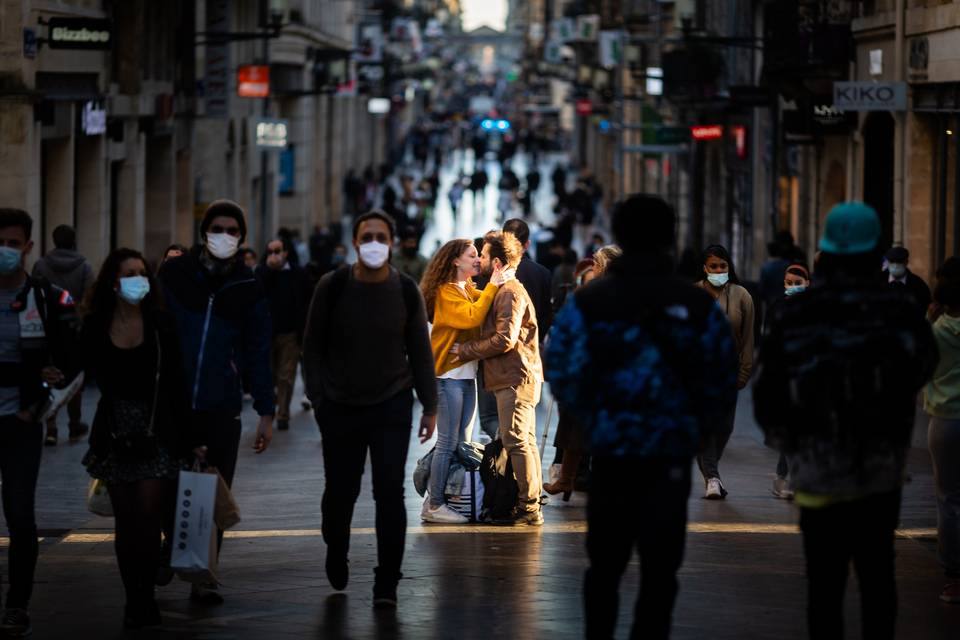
[82,446,183,484]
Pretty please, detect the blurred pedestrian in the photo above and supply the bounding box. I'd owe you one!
[470,168,489,215]
[695,244,754,499]
[392,231,428,284]
[161,244,188,265]
[454,230,544,526]
[257,237,310,431]
[0,209,79,637]
[883,246,932,316]
[303,210,437,607]
[592,245,622,277]
[158,200,274,606]
[31,224,93,444]
[81,248,199,629]
[240,247,258,271]
[924,256,960,604]
[547,195,737,639]
[503,219,553,340]
[765,263,811,500]
[419,239,511,524]
[754,202,937,640]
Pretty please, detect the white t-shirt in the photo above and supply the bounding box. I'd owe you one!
[433,281,479,380]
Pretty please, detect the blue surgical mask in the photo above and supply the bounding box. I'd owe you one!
[118,276,150,305]
[785,285,807,297]
[0,246,22,275]
[706,272,729,288]
[888,263,906,279]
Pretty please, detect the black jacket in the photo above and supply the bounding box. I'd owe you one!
[0,274,80,414]
[85,311,201,458]
[256,265,310,337]
[885,269,932,317]
[516,254,553,340]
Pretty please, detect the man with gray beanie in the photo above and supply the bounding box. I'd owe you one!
[158,199,274,605]
[547,194,738,639]
[755,202,938,639]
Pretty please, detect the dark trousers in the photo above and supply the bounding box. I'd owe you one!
[475,369,499,441]
[195,411,242,551]
[318,390,413,586]
[799,489,901,640]
[0,415,43,609]
[585,456,691,640]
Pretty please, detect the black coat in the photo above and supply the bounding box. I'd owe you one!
[85,311,200,459]
[885,269,932,317]
[516,254,553,340]
[257,265,310,337]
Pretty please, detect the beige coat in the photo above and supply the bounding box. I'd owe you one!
[696,281,755,388]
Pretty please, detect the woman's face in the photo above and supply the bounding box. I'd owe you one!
[454,244,481,278]
[784,273,809,288]
[116,258,147,287]
[704,255,729,275]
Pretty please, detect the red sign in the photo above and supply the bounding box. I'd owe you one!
[731,125,747,158]
[238,65,270,98]
[575,99,593,116]
[690,124,723,140]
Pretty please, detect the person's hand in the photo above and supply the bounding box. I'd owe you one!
[419,413,437,444]
[41,366,65,387]
[449,343,460,357]
[491,264,505,286]
[253,415,273,453]
[499,267,516,284]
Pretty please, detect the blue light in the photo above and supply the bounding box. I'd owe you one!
[481,119,495,130]
[598,119,610,132]
[496,119,510,131]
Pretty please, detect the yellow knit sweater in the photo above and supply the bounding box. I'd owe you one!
[430,282,499,376]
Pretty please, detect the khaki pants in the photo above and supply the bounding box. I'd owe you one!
[272,332,300,421]
[494,381,542,510]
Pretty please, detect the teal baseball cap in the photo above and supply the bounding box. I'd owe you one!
[818,202,881,255]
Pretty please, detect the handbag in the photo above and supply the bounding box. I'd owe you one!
[86,478,113,517]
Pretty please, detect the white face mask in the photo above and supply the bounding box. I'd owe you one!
[358,241,390,269]
[206,233,240,260]
[707,272,729,288]
[888,263,907,279]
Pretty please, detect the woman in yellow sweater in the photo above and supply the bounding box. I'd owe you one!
[419,239,512,523]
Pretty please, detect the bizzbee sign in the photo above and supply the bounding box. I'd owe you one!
[48,18,112,51]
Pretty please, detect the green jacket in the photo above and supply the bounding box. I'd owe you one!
[925,313,960,419]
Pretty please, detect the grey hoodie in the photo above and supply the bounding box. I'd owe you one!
[32,248,94,302]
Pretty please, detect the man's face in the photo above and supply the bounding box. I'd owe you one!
[354,219,392,252]
[0,225,32,268]
[265,240,287,270]
[479,243,499,277]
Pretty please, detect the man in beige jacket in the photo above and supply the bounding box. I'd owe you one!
[454,230,545,525]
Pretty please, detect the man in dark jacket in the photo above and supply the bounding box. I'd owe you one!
[0,209,79,637]
[257,237,310,431]
[754,202,938,640]
[547,195,738,639]
[158,200,274,606]
[883,245,932,316]
[303,210,437,607]
[502,219,552,338]
[31,224,93,442]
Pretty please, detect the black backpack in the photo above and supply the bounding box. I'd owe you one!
[479,439,519,521]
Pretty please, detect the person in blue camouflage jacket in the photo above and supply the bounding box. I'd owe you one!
[546,194,738,640]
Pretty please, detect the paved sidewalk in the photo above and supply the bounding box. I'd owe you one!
[5,386,960,639]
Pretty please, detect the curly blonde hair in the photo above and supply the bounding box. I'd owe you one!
[420,239,476,322]
[593,244,622,276]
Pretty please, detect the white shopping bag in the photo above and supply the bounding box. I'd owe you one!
[41,372,85,422]
[170,470,219,583]
[445,470,484,523]
[86,478,113,517]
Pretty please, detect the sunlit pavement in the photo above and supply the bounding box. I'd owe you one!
[9,380,960,639]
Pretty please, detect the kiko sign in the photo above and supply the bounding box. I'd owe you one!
[833,82,907,112]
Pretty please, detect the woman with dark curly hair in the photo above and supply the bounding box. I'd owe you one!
[925,256,960,604]
[419,239,512,523]
[81,248,201,629]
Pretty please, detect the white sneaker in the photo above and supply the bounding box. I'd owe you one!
[772,476,794,500]
[421,503,469,524]
[704,477,727,500]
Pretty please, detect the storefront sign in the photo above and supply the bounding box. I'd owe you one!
[254,118,288,149]
[731,125,747,159]
[204,0,230,118]
[368,97,390,114]
[81,101,106,135]
[238,65,270,98]
[575,99,593,116]
[691,125,723,140]
[833,81,907,111]
[48,18,112,50]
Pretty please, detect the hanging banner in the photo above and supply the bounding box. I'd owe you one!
[551,18,576,43]
[544,39,562,63]
[599,31,621,69]
[576,15,600,42]
[204,0,231,118]
[355,23,383,64]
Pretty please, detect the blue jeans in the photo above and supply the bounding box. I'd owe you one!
[428,378,477,506]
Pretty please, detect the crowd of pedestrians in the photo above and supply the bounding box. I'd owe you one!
[0,176,958,639]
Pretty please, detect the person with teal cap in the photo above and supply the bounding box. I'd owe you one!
[754,201,938,640]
